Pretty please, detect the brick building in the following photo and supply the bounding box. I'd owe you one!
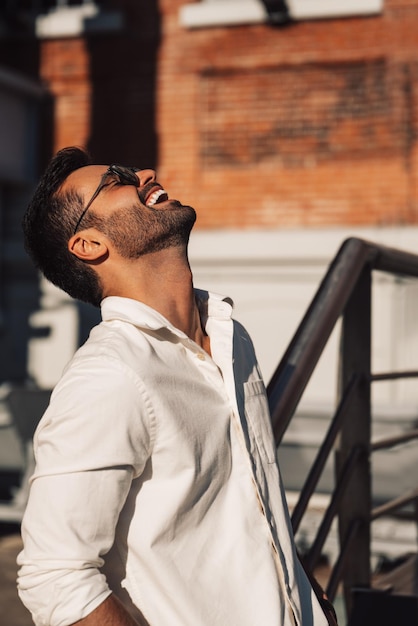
[2,0,418,229]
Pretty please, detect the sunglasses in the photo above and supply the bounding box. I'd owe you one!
[73,164,140,234]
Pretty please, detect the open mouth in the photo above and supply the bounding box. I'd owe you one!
[144,186,169,207]
[142,182,168,207]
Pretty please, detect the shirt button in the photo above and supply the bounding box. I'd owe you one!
[197,352,206,361]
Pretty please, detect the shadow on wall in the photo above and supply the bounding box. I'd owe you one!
[0,9,53,387]
[87,0,161,169]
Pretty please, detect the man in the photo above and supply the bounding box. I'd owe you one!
[17,147,331,625]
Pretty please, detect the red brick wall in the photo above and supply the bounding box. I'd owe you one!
[158,0,418,229]
[40,39,91,151]
[4,0,418,230]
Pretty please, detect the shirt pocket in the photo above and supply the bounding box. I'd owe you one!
[243,379,277,464]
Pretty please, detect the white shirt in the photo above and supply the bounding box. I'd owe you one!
[17,291,328,626]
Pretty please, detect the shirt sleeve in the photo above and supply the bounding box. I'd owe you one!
[17,356,154,626]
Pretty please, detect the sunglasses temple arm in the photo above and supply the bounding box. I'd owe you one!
[73,171,110,234]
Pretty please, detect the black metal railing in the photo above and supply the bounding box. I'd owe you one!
[267,237,418,618]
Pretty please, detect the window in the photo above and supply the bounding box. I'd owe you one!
[34,1,123,38]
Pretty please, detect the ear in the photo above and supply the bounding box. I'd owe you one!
[67,228,109,262]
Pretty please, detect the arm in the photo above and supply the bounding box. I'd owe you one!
[18,468,134,625]
[72,595,148,626]
[17,360,153,626]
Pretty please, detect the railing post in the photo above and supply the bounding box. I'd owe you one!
[414,495,418,548]
[336,265,372,617]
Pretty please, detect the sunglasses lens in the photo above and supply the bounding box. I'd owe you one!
[113,166,139,186]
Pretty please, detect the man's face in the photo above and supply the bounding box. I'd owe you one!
[63,165,197,258]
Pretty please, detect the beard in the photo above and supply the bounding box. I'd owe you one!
[102,201,197,259]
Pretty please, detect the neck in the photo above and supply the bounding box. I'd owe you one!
[101,246,210,352]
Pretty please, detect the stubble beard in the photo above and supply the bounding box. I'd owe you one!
[105,201,197,259]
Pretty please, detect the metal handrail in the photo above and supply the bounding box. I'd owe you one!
[371,488,418,521]
[371,429,418,452]
[268,238,376,444]
[267,237,418,443]
[291,374,359,533]
[370,370,418,382]
[326,518,363,601]
[304,446,365,573]
[267,237,418,615]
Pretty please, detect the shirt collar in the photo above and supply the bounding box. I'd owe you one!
[100,290,234,337]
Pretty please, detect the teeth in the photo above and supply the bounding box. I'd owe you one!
[146,189,167,206]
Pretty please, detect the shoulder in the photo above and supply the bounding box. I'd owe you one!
[34,327,156,475]
[64,317,158,389]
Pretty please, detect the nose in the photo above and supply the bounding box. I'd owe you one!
[137,169,156,186]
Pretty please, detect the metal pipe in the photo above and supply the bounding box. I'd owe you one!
[370,370,418,382]
[371,487,418,520]
[268,238,377,445]
[371,429,418,452]
[326,518,362,602]
[291,374,359,533]
[305,446,364,571]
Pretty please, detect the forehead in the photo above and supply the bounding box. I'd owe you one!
[60,164,109,197]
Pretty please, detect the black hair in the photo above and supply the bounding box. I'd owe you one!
[22,146,103,307]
